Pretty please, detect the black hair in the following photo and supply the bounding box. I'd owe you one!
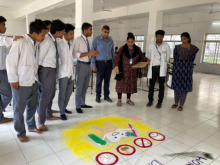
[65,24,75,33]
[115,47,118,50]
[155,30,165,36]
[102,25,110,31]
[181,32,191,44]
[50,19,65,34]
[0,16,7,23]
[81,22,92,32]
[127,32,135,40]
[43,20,52,26]
[29,19,48,34]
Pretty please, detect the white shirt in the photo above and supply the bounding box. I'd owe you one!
[73,35,90,62]
[38,32,56,68]
[0,34,13,70]
[147,42,171,79]
[57,38,74,80]
[6,34,39,86]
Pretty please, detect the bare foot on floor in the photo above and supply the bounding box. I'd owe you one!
[18,136,29,142]
[29,128,42,134]
[38,124,48,132]
[47,116,61,121]
[0,118,13,124]
[51,110,59,113]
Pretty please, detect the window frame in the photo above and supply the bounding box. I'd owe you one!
[134,35,145,52]
[202,33,220,64]
[163,34,181,58]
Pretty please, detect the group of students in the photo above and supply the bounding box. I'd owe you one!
[0,15,199,143]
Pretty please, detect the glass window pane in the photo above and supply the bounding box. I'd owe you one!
[164,35,171,41]
[135,42,144,51]
[171,35,181,41]
[203,42,217,63]
[206,34,220,41]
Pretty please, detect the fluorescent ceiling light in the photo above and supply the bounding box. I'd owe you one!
[212,22,220,25]
[105,17,119,21]
[44,3,64,12]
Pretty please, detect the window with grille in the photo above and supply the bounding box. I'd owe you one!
[202,34,220,64]
[135,35,145,52]
[164,34,181,58]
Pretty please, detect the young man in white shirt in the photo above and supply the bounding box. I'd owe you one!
[6,19,47,142]
[147,30,171,109]
[0,16,13,124]
[38,20,65,131]
[57,24,75,120]
[73,22,98,113]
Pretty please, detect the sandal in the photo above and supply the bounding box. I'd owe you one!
[127,100,134,106]
[171,104,178,109]
[117,100,122,107]
[178,106,183,111]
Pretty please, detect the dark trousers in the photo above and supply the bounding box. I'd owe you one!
[148,66,165,103]
[96,60,112,98]
[37,67,56,124]
[0,70,12,122]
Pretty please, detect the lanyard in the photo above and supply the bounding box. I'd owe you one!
[128,48,133,59]
[48,33,59,57]
[34,46,37,59]
[155,45,162,56]
[81,35,90,52]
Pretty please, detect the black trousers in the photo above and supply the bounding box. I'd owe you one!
[148,66,165,103]
[96,60,112,98]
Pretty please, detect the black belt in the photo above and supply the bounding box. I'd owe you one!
[152,65,160,69]
[97,60,112,63]
[78,61,91,65]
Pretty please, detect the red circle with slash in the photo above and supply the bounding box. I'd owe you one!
[96,152,119,165]
[134,138,153,148]
[116,144,136,156]
[149,132,166,141]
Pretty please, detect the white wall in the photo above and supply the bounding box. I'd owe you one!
[94,12,220,75]
[4,20,26,36]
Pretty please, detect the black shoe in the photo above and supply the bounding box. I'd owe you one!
[81,105,92,108]
[147,101,153,107]
[104,96,112,102]
[156,102,162,109]
[96,97,101,103]
[65,109,72,114]
[76,108,83,113]
[60,114,67,120]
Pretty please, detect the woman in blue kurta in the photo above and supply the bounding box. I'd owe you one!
[171,32,199,111]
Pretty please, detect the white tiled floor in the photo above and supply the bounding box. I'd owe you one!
[1,73,220,165]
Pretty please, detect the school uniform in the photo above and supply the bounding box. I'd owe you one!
[147,42,171,104]
[57,38,74,115]
[73,35,92,109]
[6,34,39,138]
[0,34,13,122]
[38,32,59,124]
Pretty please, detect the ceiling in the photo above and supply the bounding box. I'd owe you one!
[36,0,151,19]
[0,0,37,11]
[164,3,220,15]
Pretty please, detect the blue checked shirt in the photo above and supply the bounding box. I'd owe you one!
[91,35,114,68]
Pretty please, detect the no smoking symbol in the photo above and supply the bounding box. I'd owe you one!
[134,138,153,148]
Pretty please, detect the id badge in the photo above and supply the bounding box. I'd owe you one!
[58,58,61,65]
[129,59,133,64]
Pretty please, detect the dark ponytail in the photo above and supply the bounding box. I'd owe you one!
[127,32,135,40]
[181,32,191,44]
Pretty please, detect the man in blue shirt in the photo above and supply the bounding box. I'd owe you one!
[91,25,114,103]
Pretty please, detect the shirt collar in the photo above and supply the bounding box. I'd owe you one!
[24,34,35,46]
[48,32,55,42]
[100,34,109,41]
[81,34,87,41]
